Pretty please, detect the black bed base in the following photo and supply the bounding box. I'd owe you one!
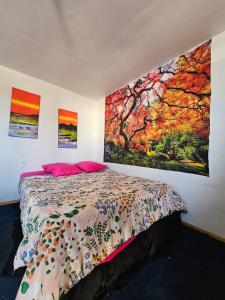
[65,212,181,300]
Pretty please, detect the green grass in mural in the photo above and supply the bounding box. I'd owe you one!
[104,132,209,176]
[107,150,208,176]
[10,112,39,125]
[59,129,77,142]
[58,125,77,142]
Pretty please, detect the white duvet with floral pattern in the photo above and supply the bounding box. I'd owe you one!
[14,169,186,299]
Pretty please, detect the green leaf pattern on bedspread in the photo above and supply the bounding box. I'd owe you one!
[14,170,186,299]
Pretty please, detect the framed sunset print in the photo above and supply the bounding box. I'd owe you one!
[8,87,41,139]
[58,109,78,148]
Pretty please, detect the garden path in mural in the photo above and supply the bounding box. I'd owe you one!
[104,41,211,176]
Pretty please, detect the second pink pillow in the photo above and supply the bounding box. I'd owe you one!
[75,161,107,173]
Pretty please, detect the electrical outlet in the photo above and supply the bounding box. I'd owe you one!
[19,159,26,168]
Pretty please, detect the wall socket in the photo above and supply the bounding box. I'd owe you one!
[19,159,26,168]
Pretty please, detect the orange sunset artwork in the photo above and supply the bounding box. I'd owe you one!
[9,87,41,139]
[58,109,78,148]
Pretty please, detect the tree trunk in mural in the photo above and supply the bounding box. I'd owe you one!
[104,40,211,176]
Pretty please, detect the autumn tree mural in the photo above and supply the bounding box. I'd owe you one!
[104,40,211,176]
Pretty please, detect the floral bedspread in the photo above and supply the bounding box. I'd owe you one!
[15,169,186,299]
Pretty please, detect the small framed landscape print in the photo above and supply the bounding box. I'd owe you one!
[58,109,78,149]
[9,87,41,139]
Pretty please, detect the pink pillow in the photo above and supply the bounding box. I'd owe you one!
[42,163,71,173]
[20,170,48,179]
[50,165,82,177]
[75,161,107,173]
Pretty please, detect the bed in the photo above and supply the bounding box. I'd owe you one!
[14,169,186,299]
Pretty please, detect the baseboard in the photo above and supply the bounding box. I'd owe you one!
[0,199,19,206]
[182,221,225,243]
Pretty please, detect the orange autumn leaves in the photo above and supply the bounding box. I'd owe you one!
[162,42,210,138]
[105,40,211,152]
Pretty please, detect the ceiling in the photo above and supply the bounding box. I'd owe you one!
[0,0,225,100]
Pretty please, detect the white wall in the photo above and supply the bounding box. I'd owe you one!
[1,31,225,238]
[0,65,98,201]
[96,31,225,238]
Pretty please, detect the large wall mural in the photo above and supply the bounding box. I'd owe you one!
[104,40,211,176]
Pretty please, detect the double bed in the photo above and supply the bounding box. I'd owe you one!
[14,168,186,299]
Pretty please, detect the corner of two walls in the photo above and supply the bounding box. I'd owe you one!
[0,65,99,201]
[96,31,225,238]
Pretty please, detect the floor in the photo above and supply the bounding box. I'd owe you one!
[0,204,225,300]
